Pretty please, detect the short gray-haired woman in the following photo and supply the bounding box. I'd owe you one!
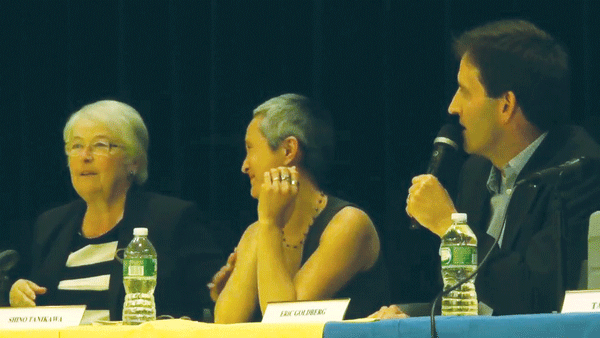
[10,100,221,321]
[210,94,390,323]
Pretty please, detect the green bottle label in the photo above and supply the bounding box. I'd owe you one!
[440,245,477,266]
[123,258,157,277]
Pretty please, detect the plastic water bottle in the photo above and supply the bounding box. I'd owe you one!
[440,213,478,316]
[122,227,157,324]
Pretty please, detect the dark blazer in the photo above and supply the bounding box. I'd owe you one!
[29,189,223,321]
[455,125,600,315]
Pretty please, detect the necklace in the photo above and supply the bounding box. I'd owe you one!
[282,192,326,249]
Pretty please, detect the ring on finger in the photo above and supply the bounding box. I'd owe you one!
[272,176,280,181]
[290,179,298,186]
[281,174,290,182]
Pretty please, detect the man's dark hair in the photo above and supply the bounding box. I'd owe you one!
[453,19,570,131]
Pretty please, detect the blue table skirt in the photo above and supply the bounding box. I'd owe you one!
[323,313,600,338]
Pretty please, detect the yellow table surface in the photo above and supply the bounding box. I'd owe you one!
[1,319,326,338]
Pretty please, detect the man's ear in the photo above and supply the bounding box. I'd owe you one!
[281,136,300,166]
[499,90,518,124]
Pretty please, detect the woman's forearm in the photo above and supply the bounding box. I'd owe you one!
[214,229,259,323]
[256,221,298,313]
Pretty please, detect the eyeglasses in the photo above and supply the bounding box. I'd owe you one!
[66,140,122,157]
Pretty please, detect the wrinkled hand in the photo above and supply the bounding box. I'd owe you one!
[367,305,409,319]
[258,167,300,227]
[9,279,47,307]
[208,250,238,302]
[406,174,456,237]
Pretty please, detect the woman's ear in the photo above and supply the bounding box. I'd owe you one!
[281,136,300,166]
[126,158,140,176]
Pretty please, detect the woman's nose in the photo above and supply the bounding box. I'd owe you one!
[241,158,249,173]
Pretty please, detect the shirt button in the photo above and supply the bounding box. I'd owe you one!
[506,188,513,194]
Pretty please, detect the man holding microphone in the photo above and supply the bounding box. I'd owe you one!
[403,19,600,316]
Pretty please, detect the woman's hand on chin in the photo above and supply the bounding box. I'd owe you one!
[258,166,299,227]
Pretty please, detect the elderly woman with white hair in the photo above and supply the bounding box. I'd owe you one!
[210,94,390,322]
[9,100,222,321]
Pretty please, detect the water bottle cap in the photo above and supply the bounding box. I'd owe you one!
[133,227,148,236]
[451,213,467,222]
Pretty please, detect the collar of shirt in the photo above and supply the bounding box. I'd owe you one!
[486,132,548,195]
[484,132,548,247]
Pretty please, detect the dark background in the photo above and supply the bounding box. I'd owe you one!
[1,0,599,305]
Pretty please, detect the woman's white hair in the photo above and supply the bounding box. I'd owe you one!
[63,100,149,185]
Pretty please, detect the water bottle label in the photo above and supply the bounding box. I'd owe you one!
[440,245,477,266]
[123,258,156,277]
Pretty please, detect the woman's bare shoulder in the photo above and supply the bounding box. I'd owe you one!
[326,206,376,236]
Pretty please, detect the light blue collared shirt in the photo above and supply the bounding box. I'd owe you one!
[486,132,548,247]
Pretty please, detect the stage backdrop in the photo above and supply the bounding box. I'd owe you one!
[1,0,599,304]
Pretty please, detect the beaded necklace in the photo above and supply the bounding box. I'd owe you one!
[281,192,326,249]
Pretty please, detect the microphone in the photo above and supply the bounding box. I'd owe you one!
[410,123,463,229]
[515,157,589,187]
[426,124,463,175]
[0,250,20,273]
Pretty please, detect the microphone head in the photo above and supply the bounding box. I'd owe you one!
[515,156,592,187]
[433,123,463,151]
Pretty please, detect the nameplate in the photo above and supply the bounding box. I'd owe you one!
[561,290,600,313]
[262,298,350,323]
[0,305,86,329]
